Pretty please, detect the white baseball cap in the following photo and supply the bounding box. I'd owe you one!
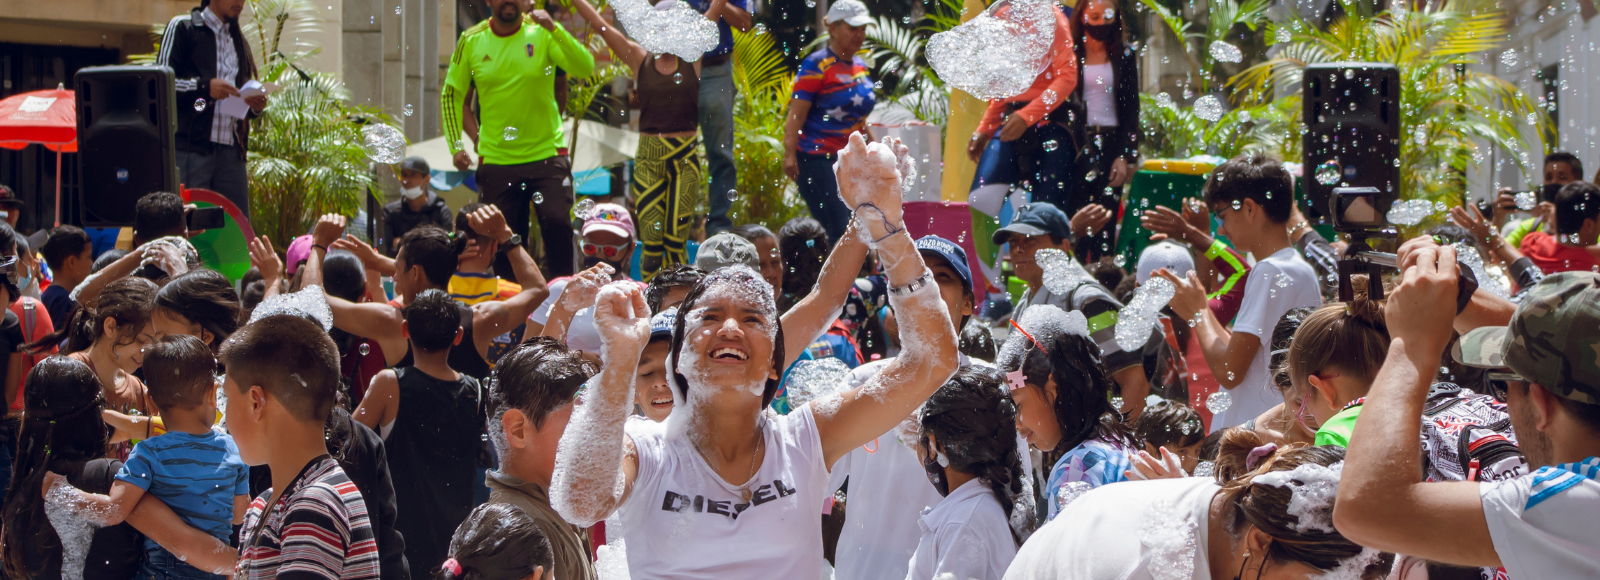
[825,0,874,26]
[1136,241,1195,285]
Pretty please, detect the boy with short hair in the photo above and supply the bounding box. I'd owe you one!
[45,334,250,579]
[485,337,600,580]
[219,315,380,580]
[353,289,485,574]
[1158,153,1322,432]
[1518,181,1600,274]
[39,224,92,328]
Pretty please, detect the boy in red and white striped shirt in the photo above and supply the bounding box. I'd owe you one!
[220,314,380,580]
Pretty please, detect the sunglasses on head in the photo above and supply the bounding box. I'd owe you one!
[1486,371,1520,402]
[581,240,630,260]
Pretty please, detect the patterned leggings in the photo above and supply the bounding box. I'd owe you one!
[632,134,704,279]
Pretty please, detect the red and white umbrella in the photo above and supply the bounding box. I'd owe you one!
[0,85,77,225]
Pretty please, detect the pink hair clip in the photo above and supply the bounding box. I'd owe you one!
[1005,369,1029,392]
[442,558,463,577]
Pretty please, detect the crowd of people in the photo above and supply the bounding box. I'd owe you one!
[0,135,1593,579]
[1,0,1599,578]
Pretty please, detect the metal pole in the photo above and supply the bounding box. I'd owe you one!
[55,148,62,227]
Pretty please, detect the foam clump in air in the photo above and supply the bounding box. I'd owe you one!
[996,304,1088,372]
[1115,277,1174,352]
[611,0,720,61]
[927,0,1056,100]
[1252,460,1345,533]
[785,358,850,410]
[249,285,334,331]
[1452,242,1508,299]
[1138,498,1198,580]
[1036,248,1090,294]
[1385,199,1435,226]
[361,123,406,164]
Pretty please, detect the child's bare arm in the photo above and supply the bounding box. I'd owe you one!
[125,494,239,576]
[41,474,146,526]
[232,494,249,525]
[102,410,153,444]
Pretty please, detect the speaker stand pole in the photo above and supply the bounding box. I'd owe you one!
[54,149,62,227]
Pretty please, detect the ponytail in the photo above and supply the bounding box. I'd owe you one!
[435,503,553,580]
[26,278,157,355]
[1285,299,1390,394]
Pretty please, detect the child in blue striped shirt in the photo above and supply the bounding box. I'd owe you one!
[44,334,249,579]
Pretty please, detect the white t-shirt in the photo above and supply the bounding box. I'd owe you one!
[1210,247,1320,432]
[616,404,832,579]
[1003,477,1219,580]
[905,478,1018,580]
[1083,62,1117,127]
[531,278,646,354]
[1480,457,1600,578]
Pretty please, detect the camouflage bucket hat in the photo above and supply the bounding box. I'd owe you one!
[1454,271,1600,404]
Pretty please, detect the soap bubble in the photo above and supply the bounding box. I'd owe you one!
[1314,161,1341,185]
[674,72,683,84]
[753,23,767,35]
[1041,89,1058,105]
[1205,390,1232,414]
[1274,26,1292,44]
[1102,8,1114,20]
[361,124,406,164]
[1514,191,1537,210]
[193,98,207,112]
[1499,49,1518,67]
[403,104,414,117]
[726,189,738,201]
[359,343,370,356]
[609,0,720,60]
[1042,139,1059,152]
[928,0,1056,100]
[533,191,544,204]
[1193,95,1223,122]
[394,5,401,15]
[575,198,596,219]
[503,126,519,141]
[1154,92,1174,109]
[1208,40,1243,63]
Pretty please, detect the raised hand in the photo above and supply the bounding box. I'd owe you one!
[834,132,904,240]
[312,214,347,248]
[1125,447,1188,480]
[330,234,385,269]
[560,263,615,312]
[248,235,282,283]
[1386,244,1460,359]
[592,281,652,358]
[1154,268,1208,323]
[468,204,515,244]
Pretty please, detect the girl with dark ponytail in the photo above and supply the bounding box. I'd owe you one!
[436,503,553,580]
[907,366,1026,580]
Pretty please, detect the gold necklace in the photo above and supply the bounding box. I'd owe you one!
[695,423,765,503]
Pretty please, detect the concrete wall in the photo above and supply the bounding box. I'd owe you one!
[1483,0,1599,195]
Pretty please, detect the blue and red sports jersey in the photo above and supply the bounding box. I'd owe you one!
[791,47,876,154]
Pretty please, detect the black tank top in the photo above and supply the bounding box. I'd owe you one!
[398,303,491,380]
[383,367,486,575]
[637,55,700,134]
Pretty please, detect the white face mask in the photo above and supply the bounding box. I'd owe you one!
[402,185,425,200]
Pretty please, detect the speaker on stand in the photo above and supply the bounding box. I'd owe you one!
[73,65,177,227]
[1301,63,1401,225]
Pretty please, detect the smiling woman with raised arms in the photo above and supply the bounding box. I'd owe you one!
[549,132,959,578]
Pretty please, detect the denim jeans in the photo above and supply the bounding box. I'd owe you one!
[176,145,250,218]
[137,546,228,580]
[794,153,852,243]
[699,62,738,234]
[969,121,1079,209]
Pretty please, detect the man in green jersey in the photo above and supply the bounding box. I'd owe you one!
[443,0,595,278]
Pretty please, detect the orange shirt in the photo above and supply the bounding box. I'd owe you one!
[977,8,1079,135]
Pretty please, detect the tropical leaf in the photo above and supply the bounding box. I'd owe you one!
[728,27,807,232]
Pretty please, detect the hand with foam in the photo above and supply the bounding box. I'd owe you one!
[592,281,652,359]
[835,132,906,242]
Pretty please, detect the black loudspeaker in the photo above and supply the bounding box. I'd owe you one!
[1302,63,1401,227]
[74,65,177,227]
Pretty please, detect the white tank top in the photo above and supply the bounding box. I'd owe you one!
[617,405,831,578]
[1084,62,1118,127]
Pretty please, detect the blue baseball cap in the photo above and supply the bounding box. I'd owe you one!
[915,235,972,293]
[650,306,678,342]
[991,202,1072,245]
